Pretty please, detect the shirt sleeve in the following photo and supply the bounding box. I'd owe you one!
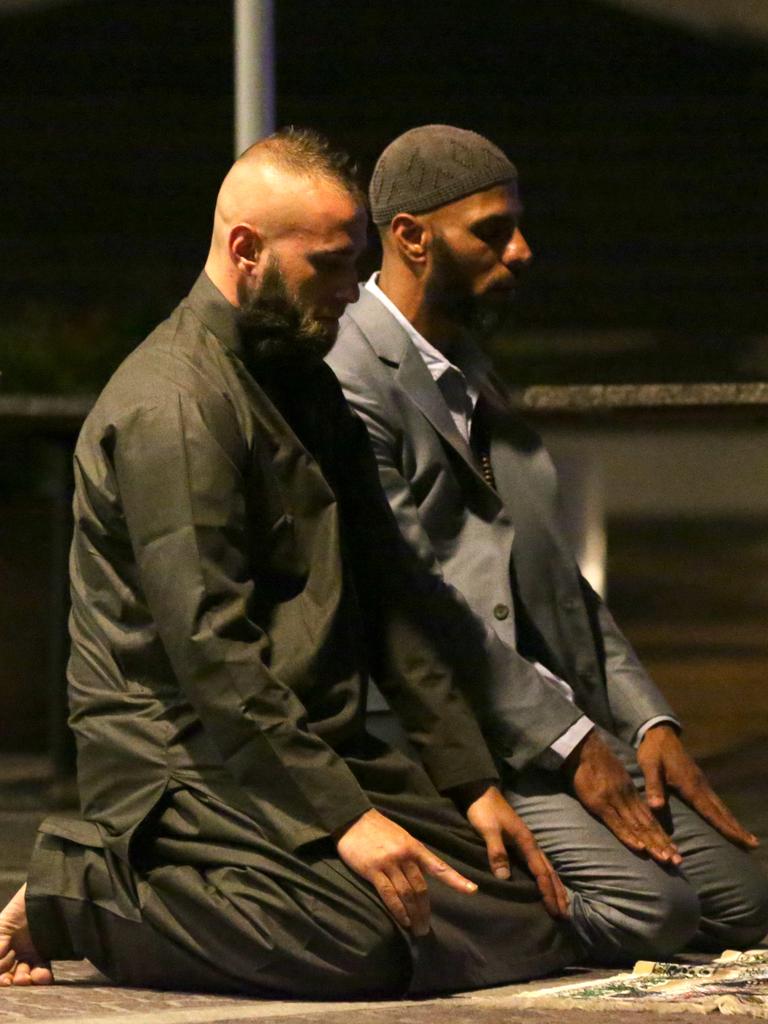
[527,662,595,766]
[111,390,372,851]
[634,715,680,746]
[549,716,595,761]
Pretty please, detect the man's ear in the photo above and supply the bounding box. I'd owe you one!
[390,214,429,266]
[230,224,263,276]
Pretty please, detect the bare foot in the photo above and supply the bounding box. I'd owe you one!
[0,885,53,986]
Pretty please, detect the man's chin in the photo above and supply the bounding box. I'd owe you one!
[468,296,517,339]
[481,284,518,306]
[313,318,340,352]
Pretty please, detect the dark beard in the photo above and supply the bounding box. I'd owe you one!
[235,256,334,370]
[428,234,516,342]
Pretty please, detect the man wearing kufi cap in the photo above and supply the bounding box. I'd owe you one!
[328,124,768,963]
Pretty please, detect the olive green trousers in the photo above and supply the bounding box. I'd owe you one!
[27,772,575,997]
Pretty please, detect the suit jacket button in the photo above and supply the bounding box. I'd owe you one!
[493,603,510,620]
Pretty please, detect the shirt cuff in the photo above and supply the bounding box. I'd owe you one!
[550,715,595,761]
[634,715,679,747]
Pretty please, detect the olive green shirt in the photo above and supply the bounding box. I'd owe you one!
[68,273,497,860]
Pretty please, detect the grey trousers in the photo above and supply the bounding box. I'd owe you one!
[503,730,768,965]
[26,772,575,998]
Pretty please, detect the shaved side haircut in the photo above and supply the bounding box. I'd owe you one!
[239,127,365,206]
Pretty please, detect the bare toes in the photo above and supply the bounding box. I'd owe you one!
[29,966,53,985]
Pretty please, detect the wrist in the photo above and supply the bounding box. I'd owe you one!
[332,807,372,843]
[445,778,496,813]
[562,726,596,778]
[639,722,679,745]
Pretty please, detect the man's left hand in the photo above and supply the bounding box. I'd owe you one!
[461,784,570,919]
[637,724,759,849]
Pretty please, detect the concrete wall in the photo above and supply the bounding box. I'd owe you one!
[545,426,768,519]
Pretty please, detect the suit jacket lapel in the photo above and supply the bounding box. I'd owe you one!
[346,290,500,502]
[481,372,578,567]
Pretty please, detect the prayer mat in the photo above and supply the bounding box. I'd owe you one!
[514,949,768,1017]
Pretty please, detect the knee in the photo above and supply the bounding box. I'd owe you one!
[322,915,411,998]
[699,861,768,951]
[575,871,700,964]
[354,920,412,996]
[743,868,768,943]
[638,875,701,958]
[291,894,411,999]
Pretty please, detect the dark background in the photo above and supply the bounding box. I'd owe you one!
[2,1,767,760]
[2,0,767,390]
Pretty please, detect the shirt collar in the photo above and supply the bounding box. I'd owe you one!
[364,273,492,388]
[186,271,241,355]
[365,273,457,381]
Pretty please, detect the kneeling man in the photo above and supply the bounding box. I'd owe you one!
[328,124,768,965]
[0,129,574,996]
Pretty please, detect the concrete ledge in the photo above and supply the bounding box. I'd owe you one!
[0,394,94,433]
[520,382,768,425]
[4,382,768,432]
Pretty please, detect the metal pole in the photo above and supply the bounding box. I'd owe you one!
[234,0,275,158]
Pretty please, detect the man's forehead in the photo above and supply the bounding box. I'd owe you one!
[290,196,366,248]
[455,182,522,220]
[280,183,364,234]
[257,168,361,235]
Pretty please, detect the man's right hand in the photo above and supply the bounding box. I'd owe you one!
[565,730,682,866]
[335,808,478,936]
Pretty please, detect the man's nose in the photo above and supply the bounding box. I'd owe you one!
[338,276,360,306]
[504,228,533,267]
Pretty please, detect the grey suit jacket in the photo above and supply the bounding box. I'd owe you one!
[327,287,677,772]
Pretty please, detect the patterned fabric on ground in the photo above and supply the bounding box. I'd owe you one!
[516,948,768,1017]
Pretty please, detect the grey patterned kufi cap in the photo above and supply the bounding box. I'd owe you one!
[369,124,517,225]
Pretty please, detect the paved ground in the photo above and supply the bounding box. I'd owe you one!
[2,742,767,1023]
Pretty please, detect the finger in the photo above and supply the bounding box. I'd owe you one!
[418,849,478,895]
[402,861,431,937]
[601,801,680,865]
[528,849,563,918]
[543,858,570,920]
[521,842,570,919]
[482,828,511,880]
[553,865,570,919]
[599,803,645,852]
[515,835,569,919]
[684,786,759,849]
[0,949,16,975]
[642,758,667,810]
[616,790,681,864]
[629,815,682,865]
[372,870,411,930]
[618,783,664,832]
[501,822,565,918]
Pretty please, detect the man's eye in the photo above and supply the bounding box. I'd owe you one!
[312,258,345,273]
[475,225,511,246]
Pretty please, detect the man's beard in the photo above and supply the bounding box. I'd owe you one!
[236,255,336,368]
[427,234,517,341]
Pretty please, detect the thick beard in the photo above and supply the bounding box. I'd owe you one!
[428,234,516,342]
[236,256,335,369]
